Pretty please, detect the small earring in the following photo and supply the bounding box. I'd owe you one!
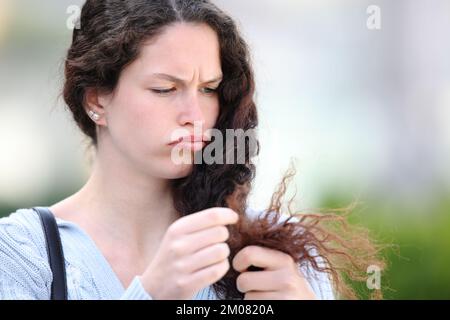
[88,110,100,121]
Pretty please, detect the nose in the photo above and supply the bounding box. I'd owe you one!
[178,91,205,127]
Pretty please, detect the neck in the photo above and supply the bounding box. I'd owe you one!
[68,144,181,254]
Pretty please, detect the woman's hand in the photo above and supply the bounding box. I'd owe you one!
[141,207,239,300]
[232,245,317,300]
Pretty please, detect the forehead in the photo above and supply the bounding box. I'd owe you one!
[134,22,222,77]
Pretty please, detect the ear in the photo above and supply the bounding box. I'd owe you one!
[85,87,110,126]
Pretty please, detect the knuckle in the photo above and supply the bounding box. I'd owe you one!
[216,259,230,277]
[169,241,184,256]
[244,245,255,255]
[217,226,229,240]
[281,274,295,288]
[166,224,179,238]
[222,243,231,257]
[215,243,230,260]
[224,259,231,271]
[174,260,186,272]
[240,247,251,260]
[209,267,222,280]
[174,278,189,292]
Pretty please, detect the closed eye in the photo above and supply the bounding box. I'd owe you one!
[151,88,176,95]
[200,87,218,94]
[150,87,219,96]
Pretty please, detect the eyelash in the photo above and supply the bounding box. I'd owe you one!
[151,87,218,95]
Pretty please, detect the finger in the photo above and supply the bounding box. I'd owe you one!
[232,245,294,272]
[171,207,239,235]
[189,258,230,287]
[236,269,284,293]
[186,243,230,273]
[184,225,230,254]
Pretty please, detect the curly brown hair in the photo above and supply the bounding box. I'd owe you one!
[63,0,386,300]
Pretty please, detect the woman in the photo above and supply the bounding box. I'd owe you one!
[0,0,383,300]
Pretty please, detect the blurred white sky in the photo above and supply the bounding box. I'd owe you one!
[0,0,449,212]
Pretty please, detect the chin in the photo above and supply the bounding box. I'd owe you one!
[149,149,201,179]
[169,164,194,179]
[155,160,194,179]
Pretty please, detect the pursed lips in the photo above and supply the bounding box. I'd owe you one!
[168,135,207,151]
[169,135,207,145]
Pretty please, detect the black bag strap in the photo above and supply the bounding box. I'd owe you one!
[33,207,68,300]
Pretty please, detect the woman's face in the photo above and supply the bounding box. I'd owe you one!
[97,22,222,179]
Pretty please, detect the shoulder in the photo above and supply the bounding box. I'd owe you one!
[244,207,336,300]
[0,208,52,299]
[0,208,48,255]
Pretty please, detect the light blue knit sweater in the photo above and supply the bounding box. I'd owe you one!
[0,207,335,300]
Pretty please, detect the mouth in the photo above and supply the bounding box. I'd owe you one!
[168,135,207,151]
[169,140,206,151]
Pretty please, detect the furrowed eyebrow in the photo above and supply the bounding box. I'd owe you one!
[151,73,223,85]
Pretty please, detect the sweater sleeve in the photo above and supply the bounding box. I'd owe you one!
[298,248,336,300]
[0,211,52,300]
[120,276,153,300]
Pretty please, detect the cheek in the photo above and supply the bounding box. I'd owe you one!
[108,88,171,148]
[204,99,220,128]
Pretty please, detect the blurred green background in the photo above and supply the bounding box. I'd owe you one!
[1,0,449,299]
